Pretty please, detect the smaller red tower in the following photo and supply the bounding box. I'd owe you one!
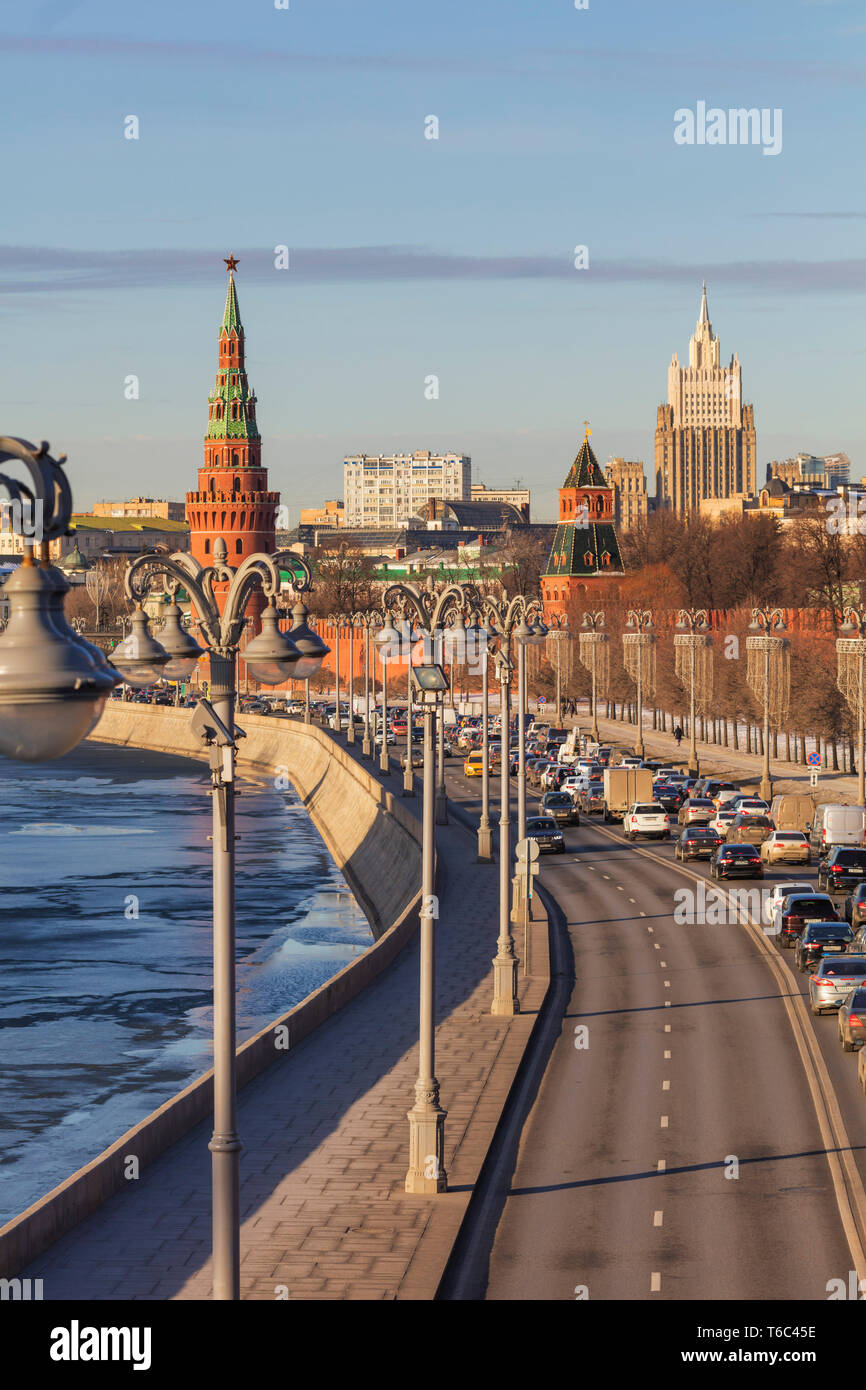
[185,257,279,621]
[541,424,624,617]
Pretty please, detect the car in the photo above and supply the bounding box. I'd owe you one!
[528,758,553,787]
[619,755,643,769]
[761,830,810,865]
[675,826,724,861]
[838,987,866,1050]
[809,955,866,1014]
[525,815,566,854]
[595,746,613,767]
[713,787,741,809]
[580,780,605,815]
[541,791,580,826]
[817,847,866,894]
[709,809,738,836]
[677,797,716,826]
[766,881,813,918]
[541,762,567,791]
[463,751,487,777]
[776,892,839,948]
[624,802,670,841]
[710,843,763,879]
[559,775,583,801]
[373,728,397,746]
[725,814,775,847]
[655,784,685,814]
[729,796,770,817]
[844,884,866,930]
[794,921,855,973]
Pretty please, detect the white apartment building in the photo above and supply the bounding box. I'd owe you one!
[344,451,471,528]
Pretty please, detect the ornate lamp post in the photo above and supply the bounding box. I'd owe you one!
[513,604,547,845]
[623,608,656,759]
[112,538,312,1301]
[351,610,379,757]
[674,608,712,775]
[477,593,539,1014]
[375,614,398,775]
[546,613,570,725]
[471,606,496,862]
[579,611,608,744]
[837,607,866,807]
[381,581,472,1194]
[284,597,329,725]
[0,437,119,760]
[746,608,790,803]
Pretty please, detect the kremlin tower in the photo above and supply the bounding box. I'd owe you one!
[186,257,279,622]
[541,424,624,618]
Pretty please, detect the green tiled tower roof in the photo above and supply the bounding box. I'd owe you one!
[543,520,623,578]
[563,437,607,489]
[206,268,260,442]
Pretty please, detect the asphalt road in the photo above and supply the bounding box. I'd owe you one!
[442,757,866,1301]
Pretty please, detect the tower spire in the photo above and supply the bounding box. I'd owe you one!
[698,280,709,327]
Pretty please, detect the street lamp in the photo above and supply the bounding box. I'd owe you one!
[351,610,380,758]
[674,608,712,775]
[746,608,790,803]
[405,660,450,1194]
[623,609,656,759]
[375,614,401,774]
[579,611,608,744]
[546,613,570,725]
[464,605,494,861]
[284,597,329,725]
[0,436,120,761]
[112,536,307,1302]
[838,607,866,807]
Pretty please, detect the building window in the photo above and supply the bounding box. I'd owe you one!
[233,477,240,495]
[235,538,242,554]
[204,539,210,554]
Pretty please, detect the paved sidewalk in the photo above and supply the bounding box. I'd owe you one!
[577,711,863,801]
[25,737,548,1301]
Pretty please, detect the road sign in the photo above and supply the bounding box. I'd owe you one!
[808,751,821,767]
[538,696,546,704]
[515,838,540,863]
[810,770,819,788]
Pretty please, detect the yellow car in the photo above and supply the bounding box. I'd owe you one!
[464,752,486,777]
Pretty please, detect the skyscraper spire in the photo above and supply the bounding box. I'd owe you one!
[698,280,709,327]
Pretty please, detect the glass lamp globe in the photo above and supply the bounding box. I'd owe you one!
[243,604,301,686]
[111,607,171,688]
[286,601,329,680]
[0,559,118,761]
[158,601,206,680]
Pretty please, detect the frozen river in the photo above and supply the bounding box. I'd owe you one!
[0,740,372,1224]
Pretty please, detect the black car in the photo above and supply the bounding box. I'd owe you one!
[844,883,866,929]
[580,780,605,815]
[710,843,763,879]
[541,792,580,826]
[655,784,685,813]
[776,893,839,949]
[525,815,565,854]
[794,921,855,973]
[676,826,724,861]
[817,847,866,894]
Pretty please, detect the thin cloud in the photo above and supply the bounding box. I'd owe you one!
[0,245,865,295]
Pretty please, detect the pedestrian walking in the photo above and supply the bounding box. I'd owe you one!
[674,725,683,749]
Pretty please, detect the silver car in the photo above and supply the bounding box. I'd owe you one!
[809,955,866,1014]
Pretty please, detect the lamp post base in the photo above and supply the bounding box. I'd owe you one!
[477,822,493,862]
[491,952,520,1015]
[404,1088,447,1194]
[362,737,371,757]
[403,764,415,796]
[760,776,772,803]
[435,789,448,825]
[379,753,390,776]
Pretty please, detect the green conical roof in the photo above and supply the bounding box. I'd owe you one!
[222,272,242,334]
[563,437,607,489]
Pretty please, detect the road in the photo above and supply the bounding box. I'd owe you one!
[441,754,866,1301]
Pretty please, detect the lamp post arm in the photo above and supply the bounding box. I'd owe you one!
[0,436,74,541]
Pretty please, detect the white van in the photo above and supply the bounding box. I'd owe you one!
[810,803,866,853]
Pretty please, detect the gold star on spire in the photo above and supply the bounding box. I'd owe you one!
[224,254,239,274]
[583,419,591,439]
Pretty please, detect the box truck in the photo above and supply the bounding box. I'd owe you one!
[603,767,655,823]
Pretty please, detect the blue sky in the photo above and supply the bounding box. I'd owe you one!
[1,0,865,521]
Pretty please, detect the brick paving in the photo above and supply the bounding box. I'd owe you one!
[24,741,549,1301]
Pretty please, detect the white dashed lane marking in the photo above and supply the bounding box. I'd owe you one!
[660,1116,669,1128]
[651,1273,661,1292]
[653,1211,663,1227]
[657,1159,666,1171]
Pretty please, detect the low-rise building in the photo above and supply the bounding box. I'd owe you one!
[92,497,187,522]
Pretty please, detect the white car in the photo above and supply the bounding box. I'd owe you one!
[731,797,770,816]
[541,762,569,791]
[619,755,644,769]
[714,788,740,808]
[709,809,738,835]
[624,802,671,841]
[765,881,813,936]
[560,776,583,803]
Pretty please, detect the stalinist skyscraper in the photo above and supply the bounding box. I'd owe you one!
[654,284,756,512]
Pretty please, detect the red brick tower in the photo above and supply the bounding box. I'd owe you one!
[541,424,625,618]
[186,256,279,621]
